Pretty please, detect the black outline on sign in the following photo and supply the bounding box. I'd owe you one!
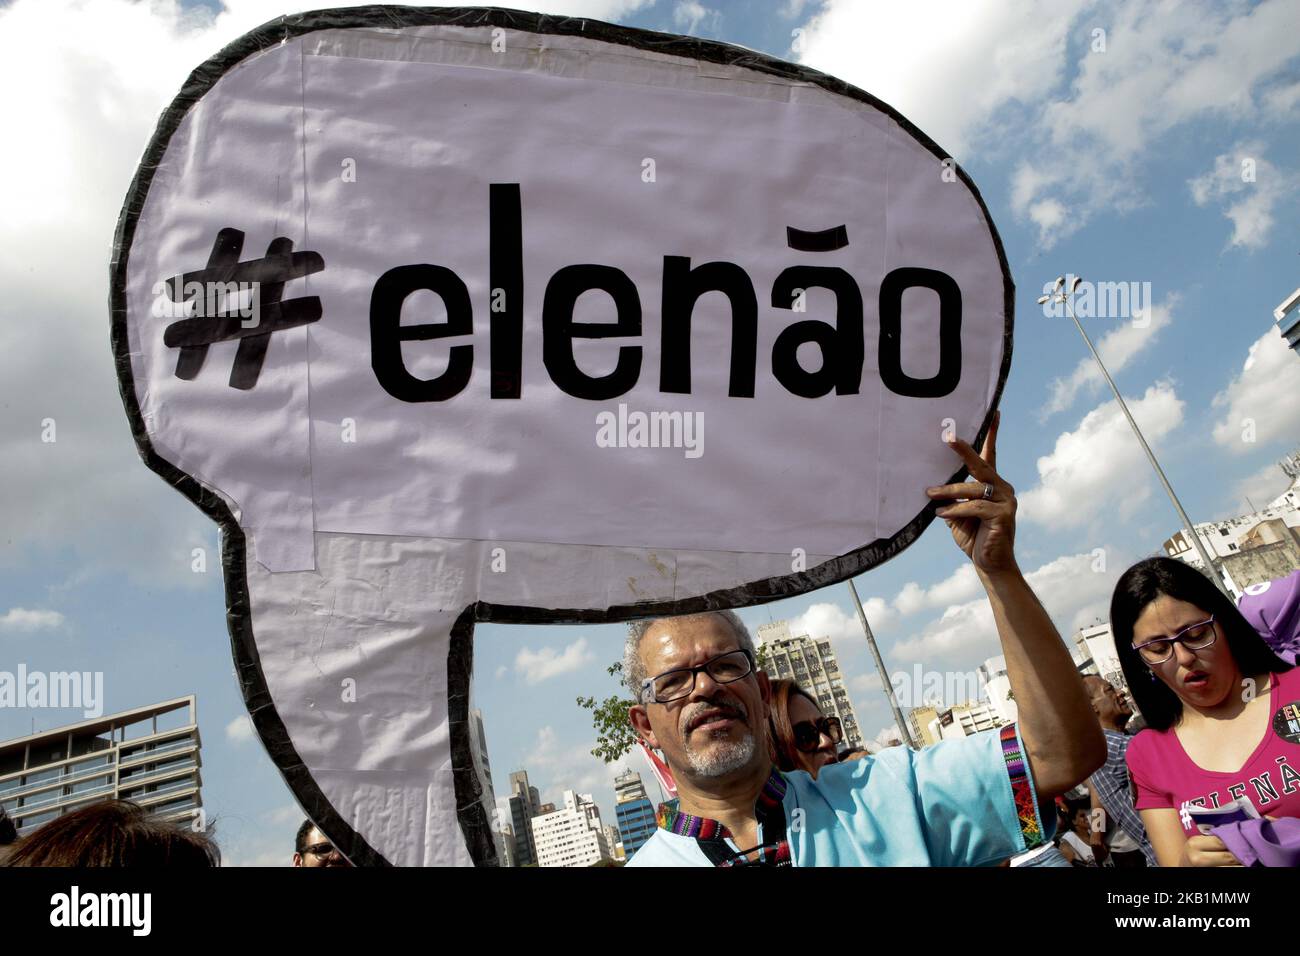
[109,5,1015,867]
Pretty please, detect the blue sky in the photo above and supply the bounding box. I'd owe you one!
[1,0,1298,864]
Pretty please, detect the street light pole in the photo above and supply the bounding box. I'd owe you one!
[847,579,918,748]
[1040,277,1232,598]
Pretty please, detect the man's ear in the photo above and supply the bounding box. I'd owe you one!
[757,668,771,717]
[629,704,659,750]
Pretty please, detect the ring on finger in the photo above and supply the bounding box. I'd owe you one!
[981,482,994,501]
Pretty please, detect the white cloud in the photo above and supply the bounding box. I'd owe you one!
[265,802,303,827]
[889,550,1120,668]
[0,608,65,633]
[494,665,508,680]
[850,670,884,694]
[1006,1,1298,246]
[889,564,983,618]
[0,0,654,591]
[1188,143,1294,250]
[793,0,1083,157]
[1043,296,1176,418]
[523,725,608,802]
[1212,327,1300,452]
[1019,382,1185,530]
[791,1,1300,249]
[514,637,596,684]
[672,0,720,34]
[1224,461,1296,517]
[225,714,255,744]
[784,600,886,645]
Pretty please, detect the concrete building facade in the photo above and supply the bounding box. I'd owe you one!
[530,790,611,868]
[757,621,865,752]
[614,768,657,860]
[0,696,202,837]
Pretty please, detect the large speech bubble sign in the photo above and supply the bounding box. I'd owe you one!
[111,7,1012,865]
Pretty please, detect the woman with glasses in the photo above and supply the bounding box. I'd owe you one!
[767,679,842,778]
[1112,557,1295,867]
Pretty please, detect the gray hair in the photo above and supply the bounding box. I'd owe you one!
[623,610,756,700]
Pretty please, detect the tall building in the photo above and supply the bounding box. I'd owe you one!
[603,824,625,862]
[468,708,504,863]
[932,700,1004,741]
[906,706,942,747]
[1073,624,1125,689]
[979,655,1017,725]
[0,696,202,837]
[507,769,542,867]
[757,621,865,752]
[613,768,656,860]
[1163,456,1300,596]
[531,790,611,868]
[496,822,516,868]
[1274,286,1300,356]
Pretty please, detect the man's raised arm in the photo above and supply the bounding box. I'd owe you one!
[926,412,1105,798]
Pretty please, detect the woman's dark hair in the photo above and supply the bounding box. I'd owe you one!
[767,678,824,773]
[1111,557,1291,731]
[3,799,219,867]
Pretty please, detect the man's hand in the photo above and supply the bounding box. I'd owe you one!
[921,410,1105,799]
[926,411,1017,574]
[1180,834,1244,867]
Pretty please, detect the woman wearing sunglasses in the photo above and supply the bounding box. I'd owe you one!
[767,679,842,778]
[1113,557,1295,866]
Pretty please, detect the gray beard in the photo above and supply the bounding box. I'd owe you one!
[683,728,757,778]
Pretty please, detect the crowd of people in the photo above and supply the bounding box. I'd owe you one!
[2,414,1297,867]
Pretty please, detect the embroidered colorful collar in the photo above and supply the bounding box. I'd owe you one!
[656,767,788,839]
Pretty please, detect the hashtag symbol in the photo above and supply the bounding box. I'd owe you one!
[162,228,325,390]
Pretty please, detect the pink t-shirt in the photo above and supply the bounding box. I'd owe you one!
[1126,666,1300,837]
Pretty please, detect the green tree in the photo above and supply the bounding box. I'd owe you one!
[576,662,639,764]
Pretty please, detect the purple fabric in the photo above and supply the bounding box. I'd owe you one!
[1212,818,1300,867]
[1237,570,1300,665]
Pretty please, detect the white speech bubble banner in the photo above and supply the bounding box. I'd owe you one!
[111,7,1013,866]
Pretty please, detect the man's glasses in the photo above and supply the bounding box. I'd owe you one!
[640,649,754,704]
[1132,615,1217,665]
[303,842,341,858]
[792,716,842,753]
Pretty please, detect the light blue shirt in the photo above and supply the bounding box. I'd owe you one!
[628,724,1051,867]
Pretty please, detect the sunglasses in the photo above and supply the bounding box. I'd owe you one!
[303,842,342,858]
[792,716,842,753]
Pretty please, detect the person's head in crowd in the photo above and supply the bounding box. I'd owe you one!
[0,806,17,864]
[1082,675,1132,732]
[627,610,771,790]
[767,678,842,777]
[3,799,218,867]
[1112,557,1291,731]
[1069,800,1093,841]
[294,819,351,867]
[838,747,872,763]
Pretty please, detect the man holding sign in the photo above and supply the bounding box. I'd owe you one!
[627,415,1106,866]
[113,8,1065,864]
